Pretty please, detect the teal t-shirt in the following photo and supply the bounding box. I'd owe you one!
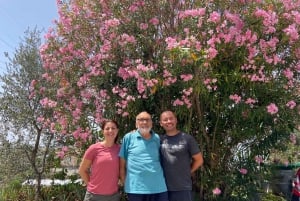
[119,130,167,194]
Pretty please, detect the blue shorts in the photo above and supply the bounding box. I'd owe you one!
[127,192,168,201]
[168,190,193,201]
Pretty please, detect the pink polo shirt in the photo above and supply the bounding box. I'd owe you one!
[84,143,120,195]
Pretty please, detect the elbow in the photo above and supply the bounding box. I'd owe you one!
[194,153,204,167]
[198,158,204,168]
[199,157,204,167]
[78,168,83,178]
[78,166,86,178]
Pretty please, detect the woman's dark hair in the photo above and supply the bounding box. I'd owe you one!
[101,119,119,130]
[101,119,119,143]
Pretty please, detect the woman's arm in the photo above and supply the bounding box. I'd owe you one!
[119,158,126,186]
[78,158,92,186]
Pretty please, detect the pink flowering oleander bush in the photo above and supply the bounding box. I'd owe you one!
[32,0,300,200]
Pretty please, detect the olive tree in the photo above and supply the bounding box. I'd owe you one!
[0,28,55,201]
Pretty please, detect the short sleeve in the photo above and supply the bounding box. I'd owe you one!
[83,144,97,161]
[119,134,129,160]
[188,135,200,156]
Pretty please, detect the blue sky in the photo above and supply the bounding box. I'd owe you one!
[0,0,58,73]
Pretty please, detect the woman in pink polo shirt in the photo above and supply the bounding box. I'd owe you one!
[79,119,121,201]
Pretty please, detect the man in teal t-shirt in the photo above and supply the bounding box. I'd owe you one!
[119,111,168,201]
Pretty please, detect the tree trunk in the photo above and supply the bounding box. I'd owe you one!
[34,173,43,201]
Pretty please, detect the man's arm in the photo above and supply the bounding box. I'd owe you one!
[191,152,204,173]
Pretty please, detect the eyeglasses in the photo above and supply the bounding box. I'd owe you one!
[136,118,152,122]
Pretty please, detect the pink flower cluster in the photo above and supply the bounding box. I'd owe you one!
[203,78,217,91]
[212,187,221,195]
[229,94,242,104]
[255,155,264,164]
[266,103,278,115]
[173,88,193,108]
[239,168,248,175]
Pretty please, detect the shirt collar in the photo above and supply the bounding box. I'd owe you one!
[136,129,154,138]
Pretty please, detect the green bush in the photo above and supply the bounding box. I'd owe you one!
[8,179,22,190]
[261,193,286,201]
[0,181,131,201]
[43,183,86,201]
[0,183,85,201]
[0,179,24,201]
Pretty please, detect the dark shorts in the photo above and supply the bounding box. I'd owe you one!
[127,191,168,201]
[168,190,193,201]
[291,194,300,201]
[84,191,121,201]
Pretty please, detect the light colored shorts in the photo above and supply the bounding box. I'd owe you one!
[83,191,121,201]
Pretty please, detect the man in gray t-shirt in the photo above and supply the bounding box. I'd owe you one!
[160,110,204,201]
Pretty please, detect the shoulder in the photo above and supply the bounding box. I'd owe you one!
[179,132,193,139]
[159,134,166,139]
[181,132,196,139]
[124,130,137,137]
[179,132,198,145]
[87,142,101,150]
[151,130,161,139]
[122,130,139,142]
[84,143,101,157]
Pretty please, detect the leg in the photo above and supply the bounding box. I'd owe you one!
[127,193,144,201]
[150,192,168,201]
[168,190,193,201]
[109,192,121,201]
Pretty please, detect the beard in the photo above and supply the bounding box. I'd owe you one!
[138,127,151,135]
